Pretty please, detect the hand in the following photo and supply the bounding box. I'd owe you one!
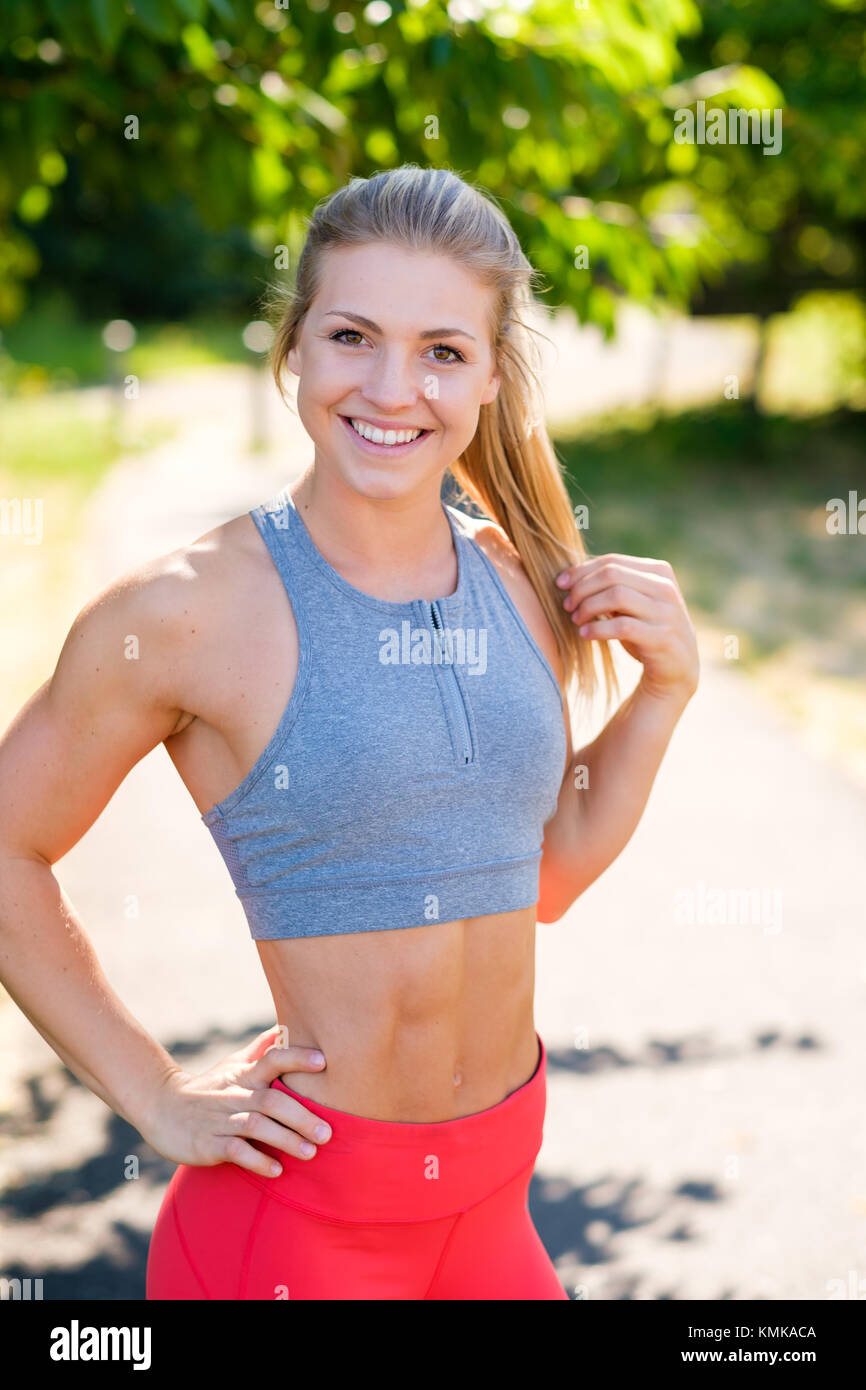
[556,553,699,702]
[141,1025,331,1178]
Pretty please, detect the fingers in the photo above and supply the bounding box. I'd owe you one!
[557,557,678,608]
[567,583,664,627]
[212,1087,334,1178]
[216,1134,295,1179]
[255,1086,332,1148]
[226,1095,332,1169]
[248,1044,326,1086]
[557,553,675,585]
[562,561,677,611]
[576,615,667,645]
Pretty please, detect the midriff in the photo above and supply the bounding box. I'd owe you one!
[257,903,539,1122]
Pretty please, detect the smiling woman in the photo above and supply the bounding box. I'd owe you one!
[0,163,697,1302]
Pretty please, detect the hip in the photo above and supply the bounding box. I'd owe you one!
[156,1031,546,1227]
[145,1032,560,1299]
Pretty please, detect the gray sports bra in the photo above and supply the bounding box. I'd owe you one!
[202,486,567,939]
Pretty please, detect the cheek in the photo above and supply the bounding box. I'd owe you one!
[301,344,352,392]
[426,375,484,421]
[443,386,483,435]
[295,362,350,428]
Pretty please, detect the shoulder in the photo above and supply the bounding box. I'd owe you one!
[56,512,264,710]
[75,513,258,639]
[452,509,524,586]
[448,507,564,691]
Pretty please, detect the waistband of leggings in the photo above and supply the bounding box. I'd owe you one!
[247,1032,547,1223]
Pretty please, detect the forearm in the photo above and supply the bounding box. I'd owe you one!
[570,679,693,887]
[0,855,182,1136]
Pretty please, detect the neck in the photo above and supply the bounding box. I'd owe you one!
[289,468,458,598]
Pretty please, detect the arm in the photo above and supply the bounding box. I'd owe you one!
[0,571,190,1130]
[0,555,329,1174]
[538,553,699,921]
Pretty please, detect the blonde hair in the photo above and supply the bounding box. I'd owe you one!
[265,164,618,710]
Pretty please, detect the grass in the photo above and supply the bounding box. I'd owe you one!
[2,392,120,490]
[0,390,175,490]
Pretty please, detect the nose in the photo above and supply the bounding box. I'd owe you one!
[359,346,421,413]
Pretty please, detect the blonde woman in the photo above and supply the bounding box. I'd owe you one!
[0,165,698,1300]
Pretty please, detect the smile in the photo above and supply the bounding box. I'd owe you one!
[338,415,432,453]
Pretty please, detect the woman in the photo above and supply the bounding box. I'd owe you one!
[0,166,698,1300]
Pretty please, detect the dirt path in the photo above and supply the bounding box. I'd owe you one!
[2,336,863,1302]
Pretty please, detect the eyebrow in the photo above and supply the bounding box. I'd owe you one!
[322,310,477,342]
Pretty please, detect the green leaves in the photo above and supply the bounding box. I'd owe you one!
[0,0,861,334]
[90,0,128,51]
[129,0,182,43]
[44,0,96,52]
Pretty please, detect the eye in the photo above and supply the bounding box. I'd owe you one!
[428,343,465,364]
[328,329,465,364]
[329,329,366,346]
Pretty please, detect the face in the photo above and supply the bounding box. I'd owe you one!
[285,242,501,501]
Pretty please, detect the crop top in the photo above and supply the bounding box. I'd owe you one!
[201,485,567,939]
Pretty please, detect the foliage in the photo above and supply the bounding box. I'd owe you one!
[678,0,866,313]
[0,0,862,337]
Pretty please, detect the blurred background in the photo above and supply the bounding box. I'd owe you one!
[1,0,864,1301]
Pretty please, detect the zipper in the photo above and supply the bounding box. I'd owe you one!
[429,601,473,765]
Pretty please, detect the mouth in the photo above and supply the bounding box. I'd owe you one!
[338,414,433,455]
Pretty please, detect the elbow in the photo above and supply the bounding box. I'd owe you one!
[537,857,601,922]
[536,885,582,924]
[536,903,567,925]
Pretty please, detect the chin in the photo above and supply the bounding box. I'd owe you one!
[321,440,446,502]
[342,464,437,503]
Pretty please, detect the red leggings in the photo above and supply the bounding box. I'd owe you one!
[146,1032,567,1301]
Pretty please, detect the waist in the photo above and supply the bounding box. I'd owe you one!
[246,1032,547,1222]
[257,907,538,1119]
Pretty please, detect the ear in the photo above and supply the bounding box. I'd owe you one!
[286,342,301,377]
[480,371,501,406]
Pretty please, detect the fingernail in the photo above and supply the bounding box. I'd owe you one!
[314,1123,331,1141]
[579,624,590,636]
[311,1051,325,1066]
[300,1141,316,1157]
[555,572,570,587]
[269,1163,282,1177]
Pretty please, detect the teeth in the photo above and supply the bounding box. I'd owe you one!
[349,418,423,446]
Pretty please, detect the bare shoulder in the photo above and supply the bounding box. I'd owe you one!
[449,507,564,690]
[54,512,265,718]
[76,513,256,641]
[455,511,525,585]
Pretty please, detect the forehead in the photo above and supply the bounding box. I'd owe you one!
[312,243,495,332]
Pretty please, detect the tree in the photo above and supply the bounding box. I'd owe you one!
[0,0,755,332]
[1,0,862,366]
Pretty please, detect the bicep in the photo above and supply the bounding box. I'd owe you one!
[0,593,184,866]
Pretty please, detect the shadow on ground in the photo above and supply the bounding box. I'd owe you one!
[1,1023,821,1300]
